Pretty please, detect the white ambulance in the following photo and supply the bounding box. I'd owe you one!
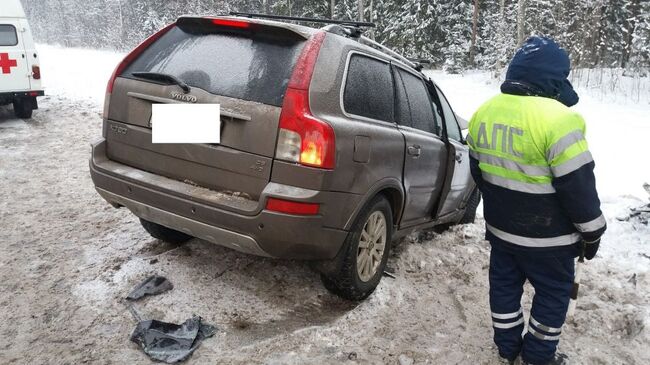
[0,0,43,119]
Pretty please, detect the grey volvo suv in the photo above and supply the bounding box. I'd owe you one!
[89,15,479,300]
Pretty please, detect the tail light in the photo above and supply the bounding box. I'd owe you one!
[275,31,335,169]
[266,198,320,215]
[32,65,40,80]
[211,19,251,29]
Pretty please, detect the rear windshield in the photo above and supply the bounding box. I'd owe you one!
[0,25,18,46]
[123,26,305,106]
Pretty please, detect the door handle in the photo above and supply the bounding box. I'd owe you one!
[407,145,421,157]
[455,153,463,163]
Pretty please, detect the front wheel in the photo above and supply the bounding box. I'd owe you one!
[320,196,393,301]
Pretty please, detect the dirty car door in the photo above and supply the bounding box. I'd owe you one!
[433,85,474,220]
[393,66,447,227]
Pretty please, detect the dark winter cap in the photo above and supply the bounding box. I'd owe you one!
[501,36,579,107]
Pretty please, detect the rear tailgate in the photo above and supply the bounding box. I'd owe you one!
[105,17,309,203]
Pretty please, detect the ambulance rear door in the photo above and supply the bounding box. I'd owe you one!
[0,20,31,92]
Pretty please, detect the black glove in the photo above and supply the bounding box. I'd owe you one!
[583,238,600,260]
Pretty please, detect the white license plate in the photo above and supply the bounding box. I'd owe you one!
[152,104,221,144]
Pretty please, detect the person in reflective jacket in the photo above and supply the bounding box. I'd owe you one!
[467,36,607,365]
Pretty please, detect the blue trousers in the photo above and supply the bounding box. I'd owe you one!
[489,246,575,365]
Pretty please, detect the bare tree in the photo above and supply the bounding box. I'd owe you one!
[470,0,479,66]
[369,0,374,39]
[358,0,364,22]
[516,0,527,46]
[622,0,641,68]
[331,0,335,18]
[495,0,507,74]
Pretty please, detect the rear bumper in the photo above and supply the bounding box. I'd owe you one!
[0,90,44,99]
[89,139,349,260]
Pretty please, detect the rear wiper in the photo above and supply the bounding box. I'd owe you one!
[131,72,191,93]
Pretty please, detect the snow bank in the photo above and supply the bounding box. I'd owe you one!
[37,44,124,104]
[571,68,650,105]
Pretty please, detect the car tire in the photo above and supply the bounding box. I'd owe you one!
[13,99,33,119]
[320,195,393,301]
[459,188,481,224]
[139,218,192,244]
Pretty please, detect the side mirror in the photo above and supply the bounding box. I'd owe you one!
[456,114,469,130]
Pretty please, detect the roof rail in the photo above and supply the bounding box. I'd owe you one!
[358,36,419,70]
[227,12,423,73]
[229,12,376,28]
[407,58,432,71]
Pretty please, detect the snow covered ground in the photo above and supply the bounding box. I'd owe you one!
[0,45,647,364]
[37,44,125,104]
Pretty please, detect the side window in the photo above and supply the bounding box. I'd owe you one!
[397,69,438,135]
[0,25,18,46]
[436,87,462,142]
[393,68,411,127]
[343,54,394,122]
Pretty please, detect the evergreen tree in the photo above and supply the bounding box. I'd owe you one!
[629,1,650,72]
[385,0,441,62]
[439,0,473,73]
[598,0,631,67]
[16,0,650,76]
[476,0,517,71]
[524,0,556,38]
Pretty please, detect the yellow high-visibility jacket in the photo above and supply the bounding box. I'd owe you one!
[467,94,606,255]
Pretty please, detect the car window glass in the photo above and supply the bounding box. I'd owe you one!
[393,68,411,127]
[397,69,437,135]
[0,25,18,46]
[124,26,304,107]
[343,54,394,122]
[436,87,462,141]
[426,83,444,135]
[430,100,444,135]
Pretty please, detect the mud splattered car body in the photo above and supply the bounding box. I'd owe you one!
[90,15,478,299]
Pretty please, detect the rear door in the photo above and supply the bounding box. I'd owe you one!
[105,19,308,202]
[393,66,448,227]
[433,85,474,220]
[17,18,41,91]
[0,21,30,92]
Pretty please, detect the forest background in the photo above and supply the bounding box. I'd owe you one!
[21,0,650,79]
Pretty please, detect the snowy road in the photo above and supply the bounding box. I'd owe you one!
[0,46,648,364]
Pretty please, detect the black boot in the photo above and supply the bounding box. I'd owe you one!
[499,353,519,365]
[522,353,568,365]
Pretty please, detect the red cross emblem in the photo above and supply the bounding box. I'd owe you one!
[0,53,18,74]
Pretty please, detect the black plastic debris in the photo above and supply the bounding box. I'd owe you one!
[130,316,216,363]
[127,276,173,300]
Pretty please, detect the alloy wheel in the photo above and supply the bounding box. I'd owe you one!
[356,211,387,282]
